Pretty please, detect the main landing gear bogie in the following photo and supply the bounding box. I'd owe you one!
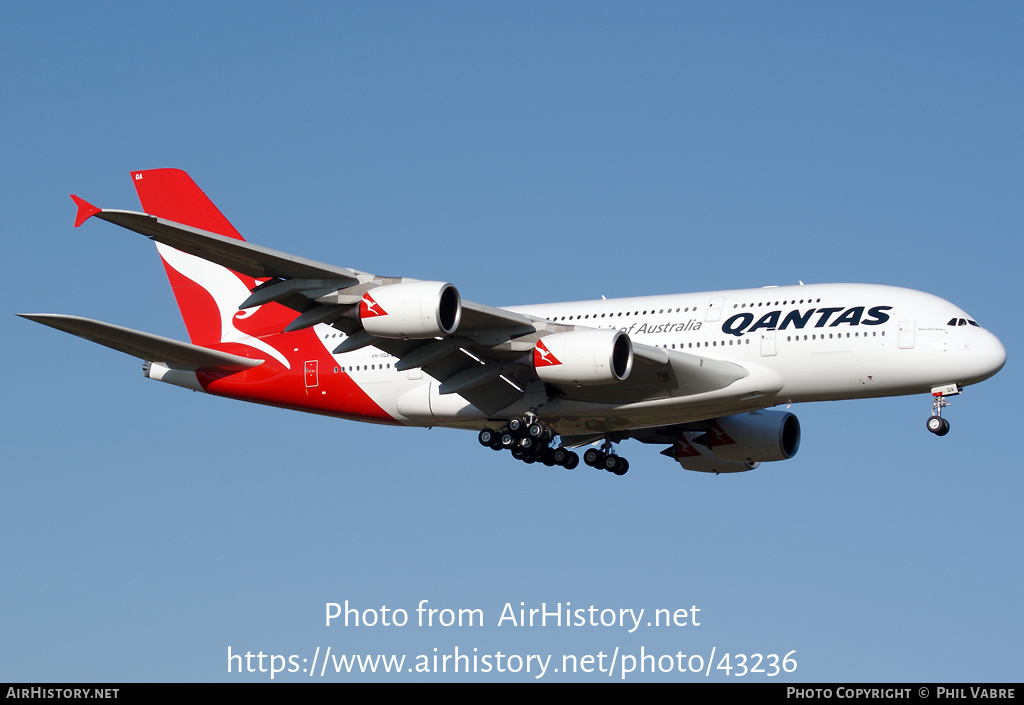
[475,413,618,473]
[582,446,629,476]
[481,417,631,476]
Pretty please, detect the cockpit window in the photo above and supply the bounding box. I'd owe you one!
[948,317,981,327]
[968,319,980,327]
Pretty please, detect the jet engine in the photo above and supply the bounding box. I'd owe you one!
[668,434,760,473]
[669,410,801,473]
[533,329,633,385]
[359,281,462,339]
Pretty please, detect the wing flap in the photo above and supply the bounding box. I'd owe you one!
[18,314,262,370]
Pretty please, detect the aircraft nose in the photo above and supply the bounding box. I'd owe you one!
[971,330,1006,383]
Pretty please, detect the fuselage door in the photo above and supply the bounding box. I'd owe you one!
[898,321,916,349]
[760,330,777,357]
[304,360,319,387]
[706,296,725,322]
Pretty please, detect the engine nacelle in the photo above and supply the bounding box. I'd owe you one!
[359,281,462,339]
[669,410,800,473]
[533,329,633,385]
[708,410,801,462]
[670,433,760,474]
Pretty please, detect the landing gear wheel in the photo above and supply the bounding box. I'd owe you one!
[478,428,497,447]
[604,455,629,475]
[519,436,537,453]
[583,448,605,468]
[927,415,950,436]
[562,451,580,470]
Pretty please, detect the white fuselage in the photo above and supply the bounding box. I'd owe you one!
[312,283,1006,435]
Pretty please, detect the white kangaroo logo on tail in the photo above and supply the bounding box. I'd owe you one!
[156,243,291,369]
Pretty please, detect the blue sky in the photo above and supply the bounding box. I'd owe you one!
[2,2,1021,682]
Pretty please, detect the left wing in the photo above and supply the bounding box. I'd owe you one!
[89,206,362,284]
[70,187,751,415]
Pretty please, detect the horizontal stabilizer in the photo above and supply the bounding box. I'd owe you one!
[18,314,263,371]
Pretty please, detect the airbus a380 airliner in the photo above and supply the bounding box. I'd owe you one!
[21,169,1006,476]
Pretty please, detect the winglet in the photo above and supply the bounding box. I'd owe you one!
[70,195,101,227]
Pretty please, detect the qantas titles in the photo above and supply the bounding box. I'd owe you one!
[721,305,893,337]
[589,305,892,340]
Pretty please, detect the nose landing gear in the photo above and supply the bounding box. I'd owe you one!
[926,384,960,436]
